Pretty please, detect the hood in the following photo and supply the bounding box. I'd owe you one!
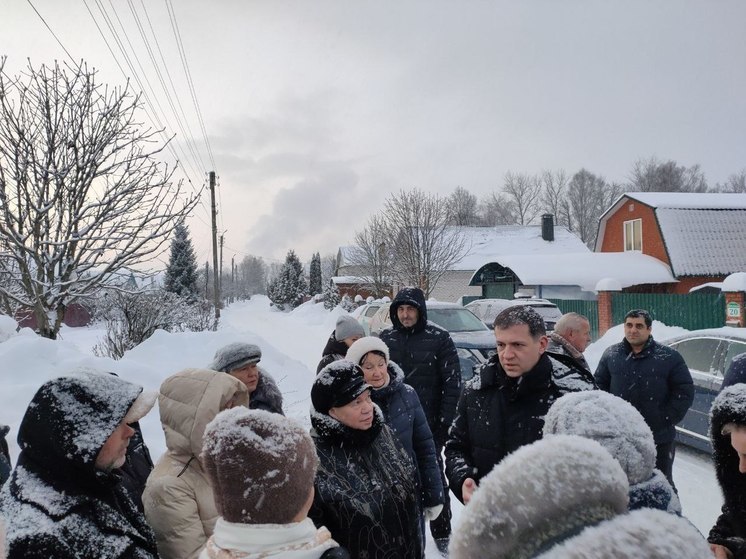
[710,385,746,510]
[159,368,249,458]
[320,331,348,358]
[543,391,656,485]
[389,287,427,332]
[18,369,142,476]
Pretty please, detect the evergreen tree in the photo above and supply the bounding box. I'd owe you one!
[309,252,322,295]
[164,224,199,301]
[267,249,308,309]
[322,281,341,310]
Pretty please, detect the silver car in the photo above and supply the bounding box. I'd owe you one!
[465,297,563,331]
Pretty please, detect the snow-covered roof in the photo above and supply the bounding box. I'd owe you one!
[622,192,746,209]
[655,208,746,276]
[331,275,367,285]
[597,192,746,277]
[470,252,677,292]
[451,225,589,271]
[336,246,358,266]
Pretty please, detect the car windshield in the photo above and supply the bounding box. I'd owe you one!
[428,308,489,332]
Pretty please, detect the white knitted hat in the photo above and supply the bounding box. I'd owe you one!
[345,336,390,366]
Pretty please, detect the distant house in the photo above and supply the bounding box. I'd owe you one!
[333,246,391,299]
[595,192,746,294]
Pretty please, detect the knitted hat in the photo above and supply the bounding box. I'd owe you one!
[345,336,390,366]
[201,407,319,524]
[209,342,262,373]
[449,434,629,559]
[312,360,371,414]
[334,315,364,341]
[544,391,656,485]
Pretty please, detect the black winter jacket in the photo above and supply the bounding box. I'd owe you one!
[445,352,595,503]
[316,332,348,373]
[0,424,11,487]
[371,361,444,508]
[309,407,422,559]
[379,287,462,445]
[594,336,694,445]
[0,372,159,559]
[119,422,154,513]
[708,386,746,558]
[723,353,746,390]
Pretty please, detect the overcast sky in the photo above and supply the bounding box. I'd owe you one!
[3,0,745,266]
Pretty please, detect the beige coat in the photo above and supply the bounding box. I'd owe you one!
[143,368,249,559]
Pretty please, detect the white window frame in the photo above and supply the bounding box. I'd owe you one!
[623,218,642,251]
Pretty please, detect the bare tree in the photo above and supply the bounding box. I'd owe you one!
[447,186,480,226]
[714,169,746,193]
[628,156,709,192]
[539,169,570,227]
[347,215,393,298]
[503,171,542,225]
[381,188,467,297]
[0,59,199,338]
[478,191,516,226]
[565,169,622,248]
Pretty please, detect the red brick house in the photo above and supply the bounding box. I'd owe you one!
[595,192,746,294]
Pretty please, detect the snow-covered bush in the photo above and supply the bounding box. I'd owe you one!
[93,290,213,359]
[340,294,357,312]
[322,282,341,310]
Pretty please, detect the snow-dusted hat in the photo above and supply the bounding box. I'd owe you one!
[449,434,629,559]
[312,360,371,414]
[209,342,262,373]
[334,315,364,341]
[201,407,318,524]
[543,391,656,485]
[538,508,710,559]
[345,336,390,366]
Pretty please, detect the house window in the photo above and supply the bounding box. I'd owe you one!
[624,219,642,251]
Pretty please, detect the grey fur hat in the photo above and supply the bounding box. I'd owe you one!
[543,391,656,485]
[209,342,262,373]
[449,434,629,559]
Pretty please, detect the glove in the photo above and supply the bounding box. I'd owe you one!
[425,504,444,521]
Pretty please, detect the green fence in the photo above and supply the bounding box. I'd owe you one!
[548,299,600,340]
[610,292,726,331]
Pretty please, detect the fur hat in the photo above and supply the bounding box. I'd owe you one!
[449,434,629,559]
[122,390,157,424]
[334,315,364,341]
[539,508,711,559]
[543,391,656,485]
[312,360,371,414]
[209,342,262,373]
[201,407,319,524]
[345,336,390,366]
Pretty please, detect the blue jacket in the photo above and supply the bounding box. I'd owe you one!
[595,337,694,445]
[379,287,462,445]
[370,361,444,508]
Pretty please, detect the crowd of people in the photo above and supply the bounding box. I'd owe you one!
[0,287,744,558]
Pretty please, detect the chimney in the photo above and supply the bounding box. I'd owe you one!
[541,214,554,241]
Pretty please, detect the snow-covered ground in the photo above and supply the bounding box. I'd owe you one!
[0,297,723,555]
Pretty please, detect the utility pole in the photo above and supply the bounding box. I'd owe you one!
[219,232,225,297]
[210,171,220,323]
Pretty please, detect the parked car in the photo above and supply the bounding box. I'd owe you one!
[465,297,563,331]
[351,300,388,335]
[367,301,495,381]
[660,329,746,453]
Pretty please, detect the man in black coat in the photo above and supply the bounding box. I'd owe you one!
[445,306,596,505]
[708,384,746,559]
[0,370,159,558]
[0,424,11,487]
[594,308,694,490]
[379,286,461,552]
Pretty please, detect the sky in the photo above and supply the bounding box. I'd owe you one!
[2,0,745,267]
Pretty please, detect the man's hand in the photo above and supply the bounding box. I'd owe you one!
[462,478,477,504]
[711,543,734,558]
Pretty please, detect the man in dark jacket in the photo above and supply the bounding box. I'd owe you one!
[0,369,159,558]
[445,306,596,505]
[379,286,461,552]
[546,312,592,373]
[595,309,694,491]
[708,384,746,559]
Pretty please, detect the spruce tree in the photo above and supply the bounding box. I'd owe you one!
[267,249,308,309]
[164,224,199,301]
[309,252,322,295]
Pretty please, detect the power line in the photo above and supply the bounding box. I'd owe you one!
[25,0,78,66]
[164,0,216,171]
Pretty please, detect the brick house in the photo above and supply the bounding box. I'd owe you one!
[595,192,746,294]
